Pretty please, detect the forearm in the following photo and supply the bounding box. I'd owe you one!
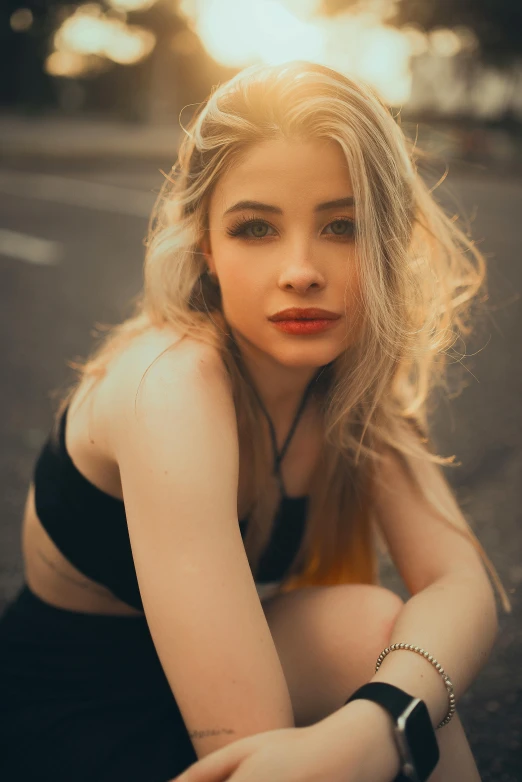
[317,572,499,781]
[370,572,499,727]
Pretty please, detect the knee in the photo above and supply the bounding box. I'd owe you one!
[370,585,404,639]
[367,585,405,636]
[303,583,406,700]
[330,583,405,648]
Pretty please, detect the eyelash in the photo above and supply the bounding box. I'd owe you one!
[226,213,356,241]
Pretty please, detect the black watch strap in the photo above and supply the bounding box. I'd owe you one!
[345,682,440,782]
[347,681,413,718]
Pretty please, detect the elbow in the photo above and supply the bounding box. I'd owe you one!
[475,572,499,633]
[459,569,500,646]
[435,569,500,640]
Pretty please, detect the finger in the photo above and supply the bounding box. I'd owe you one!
[170,738,255,782]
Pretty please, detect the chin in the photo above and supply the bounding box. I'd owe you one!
[268,342,338,369]
[231,323,339,368]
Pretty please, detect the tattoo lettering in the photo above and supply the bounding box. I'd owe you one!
[188,728,236,740]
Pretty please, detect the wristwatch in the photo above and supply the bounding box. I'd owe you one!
[344,682,440,782]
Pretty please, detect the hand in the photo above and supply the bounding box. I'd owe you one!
[168,725,364,782]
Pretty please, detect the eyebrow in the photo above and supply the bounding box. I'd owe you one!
[223,196,355,216]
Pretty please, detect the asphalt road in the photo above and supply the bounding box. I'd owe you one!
[0,157,521,780]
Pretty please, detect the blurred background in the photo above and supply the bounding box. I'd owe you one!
[1,1,521,779]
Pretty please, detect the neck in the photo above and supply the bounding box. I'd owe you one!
[228,327,326,427]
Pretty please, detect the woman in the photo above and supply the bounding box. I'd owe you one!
[0,61,511,782]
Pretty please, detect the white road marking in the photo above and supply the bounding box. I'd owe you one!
[0,170,154,218]
[0,228,62,265]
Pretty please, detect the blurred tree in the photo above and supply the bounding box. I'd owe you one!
[1,0,234,118]
[321,0,522,66]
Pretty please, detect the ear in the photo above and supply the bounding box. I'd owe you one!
[199,234,215,273]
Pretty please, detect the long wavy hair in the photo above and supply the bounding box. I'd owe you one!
[54,60,511,614]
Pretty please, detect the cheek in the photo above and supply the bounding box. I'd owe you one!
[346,267,361,303]
[337,258,363,327]
[218,264,265,323]
[346,271,365,336]
[220,252,265,303]
[336,252,360,298]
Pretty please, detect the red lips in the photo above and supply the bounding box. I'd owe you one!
[269,307,340,321]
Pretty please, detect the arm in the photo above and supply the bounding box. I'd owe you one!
[167,573,494,782]
[114,340,295,760]
[166,433,496,782]
[316,571,498,781]
[370,571,498,729]
[315,438,499,780]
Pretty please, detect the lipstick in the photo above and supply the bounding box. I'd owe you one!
[271,319,339,335]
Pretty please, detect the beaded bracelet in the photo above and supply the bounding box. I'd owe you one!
[376,643,456,729]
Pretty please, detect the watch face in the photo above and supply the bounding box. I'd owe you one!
[404,701,440,779]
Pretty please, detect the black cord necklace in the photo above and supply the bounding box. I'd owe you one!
[228,329,325,499]
[249,371,320,498]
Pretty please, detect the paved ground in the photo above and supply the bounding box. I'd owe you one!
[0,115,521,779]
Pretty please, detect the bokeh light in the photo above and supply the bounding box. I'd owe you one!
[45,50,109,79]
[429,28,463,58]
[178,0,423,105]
[48,3,156,76]
[106,0,159,12]
[10,8,34,32]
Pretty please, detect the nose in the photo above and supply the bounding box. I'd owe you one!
[278,248,325,292]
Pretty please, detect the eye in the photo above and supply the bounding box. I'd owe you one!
[322,218,355,239]
[225,214,356,241]
[226,216,276,240]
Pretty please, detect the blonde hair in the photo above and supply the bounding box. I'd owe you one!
[55,60,511,614]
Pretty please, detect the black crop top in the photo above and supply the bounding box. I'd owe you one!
[32,405,308,611]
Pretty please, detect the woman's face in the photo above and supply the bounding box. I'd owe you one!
[202,137,361,370]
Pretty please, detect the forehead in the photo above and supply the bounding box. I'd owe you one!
[210,138,353,215]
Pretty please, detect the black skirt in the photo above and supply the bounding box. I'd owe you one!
[0,583,198,782]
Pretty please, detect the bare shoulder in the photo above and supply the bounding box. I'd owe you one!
[115,324,225,394]
[100,324,229,459]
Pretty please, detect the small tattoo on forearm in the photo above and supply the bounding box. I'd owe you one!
[188,728,236,740]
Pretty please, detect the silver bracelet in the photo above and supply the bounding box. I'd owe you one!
[375,643,456,729]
